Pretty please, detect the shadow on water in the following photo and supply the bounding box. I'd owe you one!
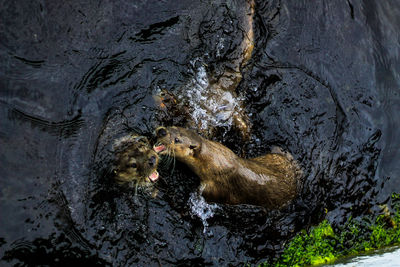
[1,0,400,265]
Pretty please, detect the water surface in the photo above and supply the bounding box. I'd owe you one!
[1,0,400,265]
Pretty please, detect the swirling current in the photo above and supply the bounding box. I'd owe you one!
[1,0,400,265]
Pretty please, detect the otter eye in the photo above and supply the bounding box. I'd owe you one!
[131,163,137,168]
[175,137,181,143]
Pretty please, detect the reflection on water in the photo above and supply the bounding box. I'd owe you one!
[1,0,400,265]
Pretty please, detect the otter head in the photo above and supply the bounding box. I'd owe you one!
[154,126,202,162]
[112,135,159,186]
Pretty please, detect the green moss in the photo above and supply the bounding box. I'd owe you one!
[270,220,337,267]
[263,192,400,267]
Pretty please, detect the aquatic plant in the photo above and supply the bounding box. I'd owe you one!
[263,192,400,266]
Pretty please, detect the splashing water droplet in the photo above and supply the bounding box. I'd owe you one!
[189,190,219,235]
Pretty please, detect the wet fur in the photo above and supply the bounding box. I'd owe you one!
[112,135,159,188]
[156,127,302,209]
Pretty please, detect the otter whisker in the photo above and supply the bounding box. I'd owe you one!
[154,141,161,148]
[153,177,165,190]
[159,154,172,169]
[164,148,173,164]
[157,147,177,176]
[135,181,139,196]
[170,148,176,175]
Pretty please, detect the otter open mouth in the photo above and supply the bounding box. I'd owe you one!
[148,170,159,182]
[153,144,166,153]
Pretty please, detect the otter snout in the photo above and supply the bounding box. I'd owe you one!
[156,127,167,138]
[154,127,168,154]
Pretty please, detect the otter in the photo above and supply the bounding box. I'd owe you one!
[112,135,159,187]
[154,126,302,209]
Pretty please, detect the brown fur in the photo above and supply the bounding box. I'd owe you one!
[112,135,159,186]
[155,126,302,209]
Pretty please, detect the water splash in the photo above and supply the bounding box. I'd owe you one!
[180,58,244,131]
[189,188,219,235]
[216,37,225,58]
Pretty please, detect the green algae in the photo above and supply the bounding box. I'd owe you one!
[262,192,400,267]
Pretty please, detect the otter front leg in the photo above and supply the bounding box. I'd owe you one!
[200,181,232,205]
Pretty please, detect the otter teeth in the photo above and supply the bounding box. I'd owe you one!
[153,144,166,153]
[148,170,159,182]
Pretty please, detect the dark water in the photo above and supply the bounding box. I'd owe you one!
[1,0,399,265]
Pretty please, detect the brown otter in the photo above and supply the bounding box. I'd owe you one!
[112,135,159,187]
[154,126,302,209]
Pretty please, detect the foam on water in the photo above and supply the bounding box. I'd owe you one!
[189,188,219,234]
[180,58,244,131]
[216,37,225,58]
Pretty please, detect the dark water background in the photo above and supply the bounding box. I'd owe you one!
[1,0,399,265]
